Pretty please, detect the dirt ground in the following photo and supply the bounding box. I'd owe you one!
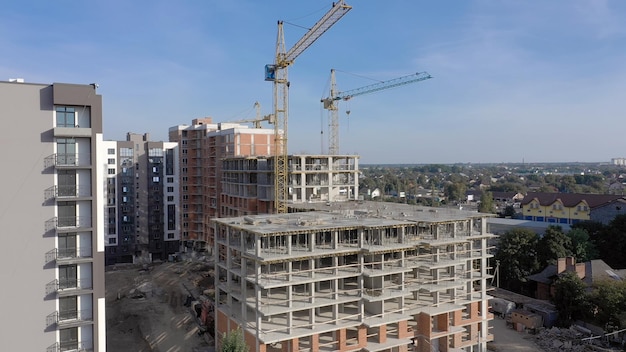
[105,259,215,352]
[488,316,547,352]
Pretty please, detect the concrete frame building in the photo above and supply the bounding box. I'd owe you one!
[103,133,180,265]
[0,81,106,351]
[212,202,495,352]
[221,154,360,217]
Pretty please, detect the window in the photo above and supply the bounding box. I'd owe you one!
[152,176,160,182]
[58,265,77,289]
[167,187,174,192]
[56,106,76,127]
[153,166,159,173]
[167,233,175,239]
[182,149,188,154]
[59,327,78,351]
[167,177,174,183]
[57,202,76,227]
[108,158,115,165]
[108,148,115,155]
[56,138,76,165]
[167,196,174,202]
[109,237,117,244]
[108,169,115,175]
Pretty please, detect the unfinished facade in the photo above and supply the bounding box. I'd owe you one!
[221,154,360,217]
[168,119,276,250]
[213,203,495,352]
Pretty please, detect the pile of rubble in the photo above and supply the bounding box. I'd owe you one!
[532,326,621,352]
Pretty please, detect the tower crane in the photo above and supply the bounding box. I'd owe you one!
[265,1,351,213]
[225,102,274,128]
[321,69,432,155]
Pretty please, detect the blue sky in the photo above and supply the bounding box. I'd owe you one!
[3,1,626,164]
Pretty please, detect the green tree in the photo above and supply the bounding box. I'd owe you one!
[537,226,572,267]
[552,272,588,327]
[566,228,598,262]
[494,228,540,292]
[444,182,466,202]
[478,191,495,213]
[589,280,626,330]
[221,328,249,352]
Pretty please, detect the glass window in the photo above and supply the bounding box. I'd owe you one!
[59,327,78,351]
[108,158,115,165]
[108,148,115,155]
[58,264,77,289]
[56,138,76,166]
[167,187,174,192]
[109,238,117,244]
[168,233,175,239]
[167,177,174,183]
[56,106,76,127]
[108,169,115,175]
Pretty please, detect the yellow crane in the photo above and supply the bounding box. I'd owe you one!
[265,1,351,213]
[321,69,432,155]
[225,102,273,128]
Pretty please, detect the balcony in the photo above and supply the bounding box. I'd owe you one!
[46,341,88,352]
[44,154,91,168]
[45,216,92,232]
[45,278,93,296]
[44,185,92,201]
[46,309,93,328]
[45,247,93,264]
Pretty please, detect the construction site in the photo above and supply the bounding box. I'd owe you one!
[213,202,496,351]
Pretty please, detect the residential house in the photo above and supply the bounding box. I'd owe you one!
[521,192,626,225]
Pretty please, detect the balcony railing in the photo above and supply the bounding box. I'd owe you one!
[44,185,92,201]
[46,341,87,352]
[45,278,93,295]
[45,216,92,232]
[46,309,93,327]
[45,247,93,264]
[44,154,91,168]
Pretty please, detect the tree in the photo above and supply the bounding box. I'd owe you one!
[444,182,466,202]
[566,228,598,262]
[597,214,626,269]
[221,328,249,352]
[478,191,495,213]
[552,272,588,327]
[589,280,626,330]
[537,226,572,267]
[494,228,540,292]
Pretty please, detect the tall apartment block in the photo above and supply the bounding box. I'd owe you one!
[0,81,106,351]
[102,133,180,265]
[221,154,359,217]
[212,203,495,352]
[169,118,275,249]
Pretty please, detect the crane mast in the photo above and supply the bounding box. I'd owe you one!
[322,69,432,155]
[266,1,351,213]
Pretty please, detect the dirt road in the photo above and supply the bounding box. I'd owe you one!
[488,317,545,352]
[106,261,214,352]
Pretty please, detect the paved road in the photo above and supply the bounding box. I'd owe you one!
[488,316,544,352]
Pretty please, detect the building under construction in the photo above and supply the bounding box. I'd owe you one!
[221,154,360,217]
[212,202,495,352]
